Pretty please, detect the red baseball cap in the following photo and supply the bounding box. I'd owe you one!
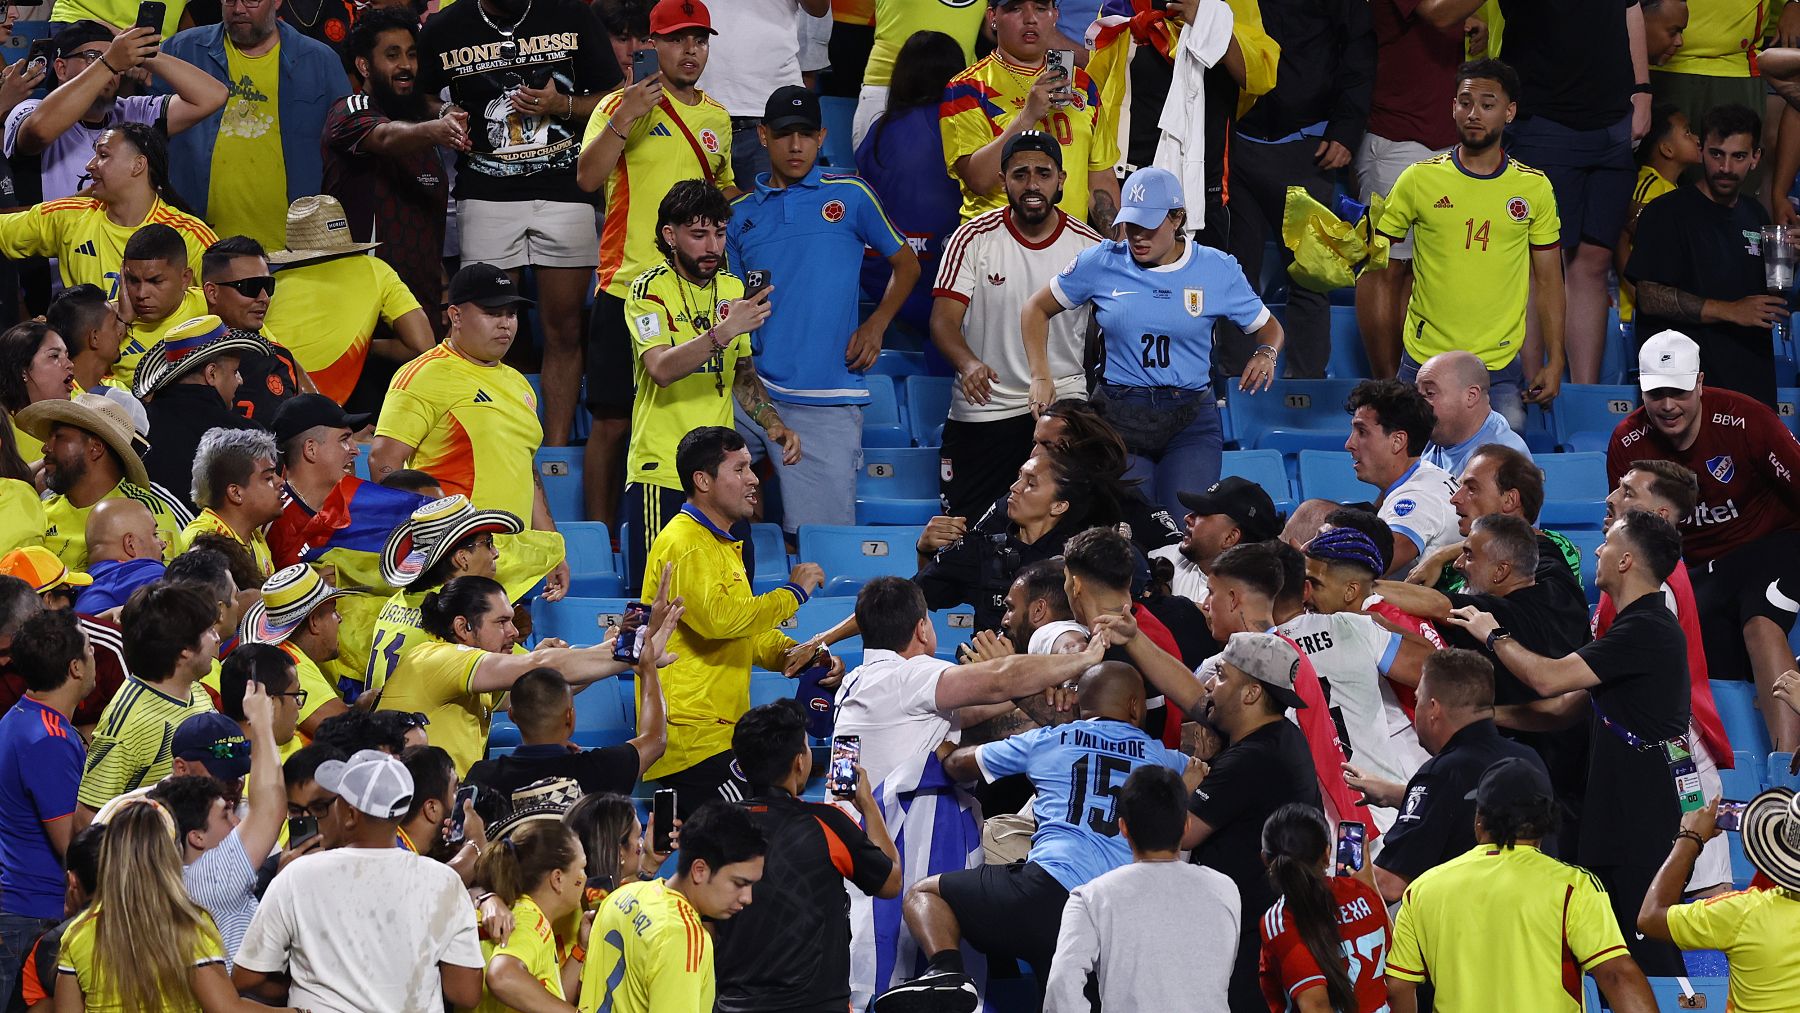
[649,0,716,35]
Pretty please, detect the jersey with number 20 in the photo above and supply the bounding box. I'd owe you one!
[975,717,1189,890]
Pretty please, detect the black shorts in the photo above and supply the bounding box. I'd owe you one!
[1689,530,1800,679]
[937,861,1070,975]
[654,749,752,819]
[586,289,635,415]
[938,414,1036,520]
[1505,112,1635,250]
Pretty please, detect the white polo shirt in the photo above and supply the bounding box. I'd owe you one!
[832,649,958,791]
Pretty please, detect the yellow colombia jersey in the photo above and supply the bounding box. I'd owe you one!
[0,478,46,556]
[1667,886,1800,1013]
[579,879,713,1013]
[43,482,184,571]
[624,263,749,493]
[1657,1,1759,77]
[58,905,223,1013]
[78,675,216,810]
[1375,150,1560,371]
[0,195,213,318]
[587,89,735,299]
[641,509,798,780]
[476,895,566,1013]
[263,254,423,404]
[377,638,490,774]
[377,341,542,523]
[1619,165,1678,323]
[180,508,275,578]
[13,419,44,469]
[1388,844,1627,1013]
[123,287,211,389]
[865,0,984,88]
[940,53,1118,222]
[362,587,431,700]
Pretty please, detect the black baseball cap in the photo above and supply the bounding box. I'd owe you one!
[1465,756,1554,809]
[271,393,372,446]
[448,263,534,309]
[1177,476,1280,542]
[1002,129,1063,170]
[55,20,113,58]
[763,85,822,133]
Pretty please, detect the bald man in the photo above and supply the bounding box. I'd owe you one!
[79,499,169,614]
[876,662,1201,1010]
[1415,350,1532,477]
[1280,498,1341,550]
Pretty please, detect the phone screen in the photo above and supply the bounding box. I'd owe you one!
[829,735,860,797]
[1335,821,1366,875]
[652,788,677,854]
[1716,800,1749,833]
[448,784,477,843]
[612,601,651,664]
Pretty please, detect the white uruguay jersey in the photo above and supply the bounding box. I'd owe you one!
[1276,611,1415,831]
[935,208,1101,422]
[1378,459,1460,563]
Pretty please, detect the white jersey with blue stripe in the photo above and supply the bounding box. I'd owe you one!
[974,717,1188,890]
[1048,238,1270,391]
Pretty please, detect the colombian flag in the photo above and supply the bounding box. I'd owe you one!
[270,478,429,591]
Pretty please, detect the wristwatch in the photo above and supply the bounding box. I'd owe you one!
[1485,627,1513,651]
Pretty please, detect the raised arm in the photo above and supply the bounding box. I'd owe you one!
[147,48,229,134]
[1370,580,1454,622]
[1089,611,1205,712]
[935,633,1106,711]
[577,76,661,192]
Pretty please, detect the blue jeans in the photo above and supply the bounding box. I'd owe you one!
[0,912,58,1006]
[735,400,864,534]
[1400,352,1526,432]
[1095,385,1224,522]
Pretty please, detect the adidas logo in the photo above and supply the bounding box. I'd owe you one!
[1433,196,1454,209]
[650,123,673,138]
[473,390,494,404]
[986,272,1005,286]
[74,240,97,256]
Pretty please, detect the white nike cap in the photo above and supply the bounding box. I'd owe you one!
[1638,329,1701,393]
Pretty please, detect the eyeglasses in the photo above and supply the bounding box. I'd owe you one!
[276,689,309,708]
[288,796,336,820]
[64,49,109,64]
[214,276,276,299]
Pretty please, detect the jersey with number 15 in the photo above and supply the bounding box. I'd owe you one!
[974,716,1189,891]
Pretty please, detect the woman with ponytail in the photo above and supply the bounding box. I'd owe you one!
[471,820,588,1013]
[55,798,305,1013]
[1257,803,1391,1013]
[564,792,673,907]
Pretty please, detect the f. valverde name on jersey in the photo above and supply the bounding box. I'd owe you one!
[1068,726,1149,760]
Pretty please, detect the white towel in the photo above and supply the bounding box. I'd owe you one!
[1154,0,1236,221]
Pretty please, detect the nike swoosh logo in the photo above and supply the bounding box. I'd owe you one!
[1111,289,1138,296]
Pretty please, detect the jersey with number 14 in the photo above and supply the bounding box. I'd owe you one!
[974,716,1188,890]
[1378,152,1559,371]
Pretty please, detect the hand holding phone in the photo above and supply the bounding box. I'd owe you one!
[447,784,477,843]
[744,269,771,302]
[1715,800,1748,833]
[287,813,319,847]
[652,788,677,854]
[135,0,166,38]
[612,601,652,664]
[1334,821,1366,876]
[829,735,860,798]
[631,48,659,86]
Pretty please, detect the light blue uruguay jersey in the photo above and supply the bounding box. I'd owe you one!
[1048,238,1270,391]
[974,717,1188,890]
[726,165,906,406]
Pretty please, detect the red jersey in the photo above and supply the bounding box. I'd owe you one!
[1259,875,1391,1013]
[0,614,126,728]
[1606,388,1800,564]
[1133,602,1186,748]
[1594,562,1733,768]
[1364,599,1444,719]
[1279,633,1379,841]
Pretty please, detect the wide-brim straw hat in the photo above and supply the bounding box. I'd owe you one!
[237,563,352,646]
[132,315,271,401]
[267,195,381,266]
[380,495,524,590]
[487,776,584,841]
[15,390,151,488]
[1741,787,1800,892]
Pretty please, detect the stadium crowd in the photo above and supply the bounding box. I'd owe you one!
[2,0,1800,1010]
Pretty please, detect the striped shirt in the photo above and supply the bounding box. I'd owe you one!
[183,827,259,970]
[77,675,215,810]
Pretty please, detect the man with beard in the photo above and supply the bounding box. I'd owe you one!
[1374,58,1565,430]
[161,0,350,247]
[930,131,1101,519]
[618,180,783,584]
[5,21,224,205]
[16,392,183,571]
[1147,476,1280,603]
[324,8,460,343]
[1628,104,1787,409]
[724,86,918,532]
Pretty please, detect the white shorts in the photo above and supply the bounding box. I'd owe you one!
[1355,133,1449,260]
[457,198,599,270]
[853,84,890,150]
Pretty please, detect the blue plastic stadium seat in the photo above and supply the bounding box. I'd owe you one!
[1713,680,1772,760]
[1554,384,1637,453]
[1720,751,1762,800]
[818,96,856,169]
[933,607,977,655]
[749,671,793,710]
[797,524,923,596]
[1777,387,1799,438]
[1325,306,1371,380]
[903,375,953,448]
[1769,751,1799,790]
[1535,452,1609,530]
[532,596,634,648]
[488,715,522,752]
[856,446,943,525]
[1645,977,1728,1012]
[1522,403,1558,455]
[870,349,928,377]
[1224,380,1360,455]
[572,678,636,748]
[534,446,585,524]
[352,442,372,482]
[862,375,911,447]
[1560,529,1603,606]
[1681,950,1728,978]
[1220,449,1295,514]
[560,521,623,598]
[1295,450,1370,505]
[748,522,790,594]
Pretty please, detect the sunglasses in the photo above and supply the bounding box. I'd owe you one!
[214,276,276,299]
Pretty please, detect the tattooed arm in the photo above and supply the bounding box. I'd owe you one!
[1089,170,1121,234]
[1637,279,1788,329]
[733,359,801,464]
